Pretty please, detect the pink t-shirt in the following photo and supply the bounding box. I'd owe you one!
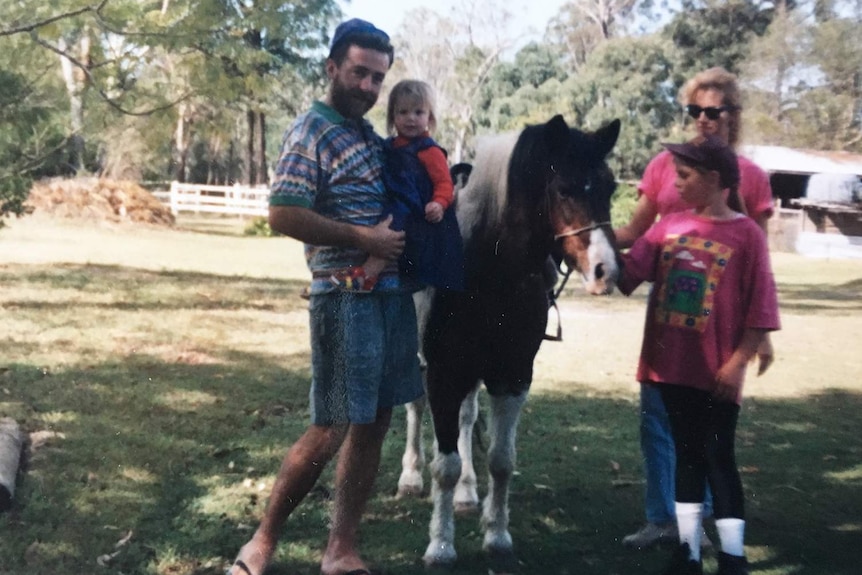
[639,150,774,221]
[619,212,781,403]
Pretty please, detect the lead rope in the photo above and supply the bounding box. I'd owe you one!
[543,262,573,342]
[545,220,612,341]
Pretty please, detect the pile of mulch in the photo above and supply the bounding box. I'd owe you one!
[25,178,175,226]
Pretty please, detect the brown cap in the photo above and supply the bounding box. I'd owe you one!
[662,135,740,190]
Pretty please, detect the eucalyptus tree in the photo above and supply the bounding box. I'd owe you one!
[737,0,861,151]
[564,34,678,180]
[789,13,862,152]
[662,0,782,82]
[546,0,654,72]
[0,0,105,222]
[153,0,339,184]
[392,0,522,162]
[738,0,811,145]
[477,42,570,132]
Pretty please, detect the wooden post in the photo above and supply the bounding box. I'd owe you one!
[0,418,23,512]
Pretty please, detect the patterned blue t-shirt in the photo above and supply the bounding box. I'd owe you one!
[270,101,411,293]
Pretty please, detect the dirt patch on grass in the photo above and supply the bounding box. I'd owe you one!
[26,178,174,226]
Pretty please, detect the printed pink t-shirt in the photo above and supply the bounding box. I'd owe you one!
[619,212,781,404]
[639,150,774,221]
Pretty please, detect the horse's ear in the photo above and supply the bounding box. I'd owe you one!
[544,114,570,153]
[593,118,621,158]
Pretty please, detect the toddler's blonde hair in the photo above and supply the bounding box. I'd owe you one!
[386,79,437,136]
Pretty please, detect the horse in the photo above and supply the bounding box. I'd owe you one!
[408,114,621,570]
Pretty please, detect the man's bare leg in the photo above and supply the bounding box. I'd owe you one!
[320,409,392,575]
[228,424,348,575]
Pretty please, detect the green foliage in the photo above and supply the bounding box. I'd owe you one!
[611,181,639,229]
[477,43,570,132]
[564,35,678,180]
[0,53,69,224]
[663,0,775,80]
[243,216,280,237]
[3,0,860,198]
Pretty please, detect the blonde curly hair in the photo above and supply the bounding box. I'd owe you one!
[679,67,743,149]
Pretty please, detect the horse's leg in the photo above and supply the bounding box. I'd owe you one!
[454,386,480,514]
[424,443,461,566]
[397,287,434,498]
[423,381,472,567]
[397,396,425,498]
[481,392,527,563]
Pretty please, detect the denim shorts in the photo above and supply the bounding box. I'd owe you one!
[308,291,424,425]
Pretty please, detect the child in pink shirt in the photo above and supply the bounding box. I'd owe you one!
[619,135,780,575]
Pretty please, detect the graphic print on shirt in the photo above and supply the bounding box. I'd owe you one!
[655,234,734,332]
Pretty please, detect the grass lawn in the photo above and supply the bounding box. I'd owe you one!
[1,214,861,575]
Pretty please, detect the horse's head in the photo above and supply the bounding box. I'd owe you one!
[541,115,621,295]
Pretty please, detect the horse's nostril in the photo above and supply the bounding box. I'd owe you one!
[595,263,605,280]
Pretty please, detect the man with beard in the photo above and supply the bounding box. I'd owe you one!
[226,19,424,575]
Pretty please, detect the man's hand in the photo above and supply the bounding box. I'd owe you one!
[359,214,405,261]
[269,206,405,261]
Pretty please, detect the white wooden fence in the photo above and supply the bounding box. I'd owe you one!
[152,182,270,216]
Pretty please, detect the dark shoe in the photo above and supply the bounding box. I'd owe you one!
[663,543,703,575]
[623,521,678,549]
[717,552,749,575]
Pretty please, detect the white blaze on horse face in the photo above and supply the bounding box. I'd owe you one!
[583,228,619,295]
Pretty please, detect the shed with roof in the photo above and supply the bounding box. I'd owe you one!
[740,145,862,258]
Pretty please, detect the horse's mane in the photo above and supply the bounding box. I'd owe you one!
[455,132,519,243]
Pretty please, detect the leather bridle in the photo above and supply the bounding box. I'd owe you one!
[553,221,612,241]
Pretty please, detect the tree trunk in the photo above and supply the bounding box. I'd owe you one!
[58,35,89,174]
[0,419,23,513]
[255,111,267,185]
[246,109,256,185]
[173,102,188,182]
[228,140,236,185]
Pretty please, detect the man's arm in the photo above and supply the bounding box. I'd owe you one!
[269,205,406,261]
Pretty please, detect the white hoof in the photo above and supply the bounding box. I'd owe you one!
[453,482,479,513]
[482,530,513,556]
[423,540,457,567]
[397,468,424,498]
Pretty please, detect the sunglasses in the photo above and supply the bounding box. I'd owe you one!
[686,104,736,120]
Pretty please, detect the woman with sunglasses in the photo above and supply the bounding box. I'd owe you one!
[616,67,775,553]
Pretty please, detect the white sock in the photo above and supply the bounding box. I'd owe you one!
[716,518,746,556]
[675,502,703,561]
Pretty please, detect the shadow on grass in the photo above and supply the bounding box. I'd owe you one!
[2,357,860,575]
[776,276,862,314]
[0,263,305,313]
[1,262,859,574]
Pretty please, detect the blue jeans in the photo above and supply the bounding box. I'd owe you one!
[640,383,713,524]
